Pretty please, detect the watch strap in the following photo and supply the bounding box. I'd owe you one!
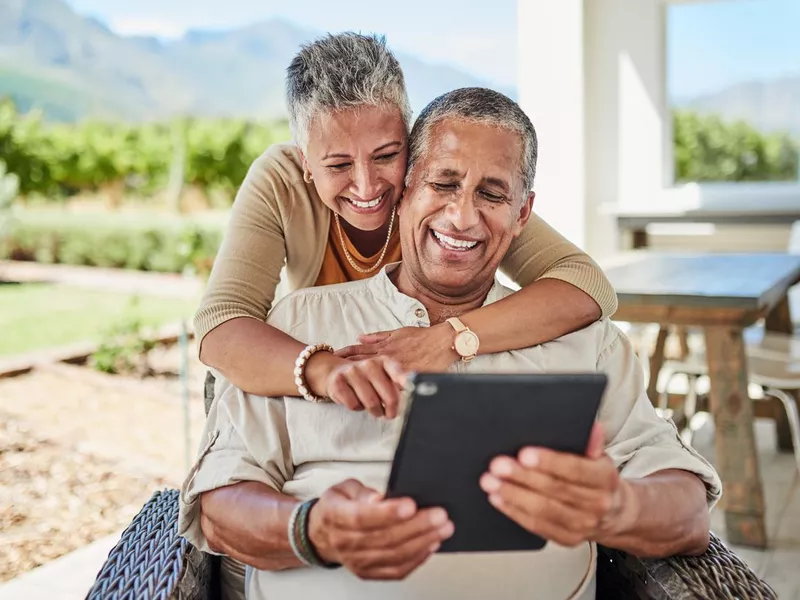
[446,317,468,334]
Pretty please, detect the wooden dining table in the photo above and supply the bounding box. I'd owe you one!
[604,252,800,549]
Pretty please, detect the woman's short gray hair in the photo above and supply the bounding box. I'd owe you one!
[286,32,412,150]
[407,87,538,193]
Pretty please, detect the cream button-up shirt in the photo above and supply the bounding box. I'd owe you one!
[178,264,721,600]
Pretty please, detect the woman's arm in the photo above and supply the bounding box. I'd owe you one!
[348,212,617,369]
[468,210,618,350]
[195,150,323,396]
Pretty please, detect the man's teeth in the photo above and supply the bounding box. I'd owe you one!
[347,193,384,209]
[432,231,478,250]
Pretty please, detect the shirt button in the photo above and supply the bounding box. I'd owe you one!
[414,308,425,318]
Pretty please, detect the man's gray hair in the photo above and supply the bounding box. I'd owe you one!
[407,87,538,193]
[286,32,412,150]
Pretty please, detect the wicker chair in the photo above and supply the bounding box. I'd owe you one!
[86,374,777,600]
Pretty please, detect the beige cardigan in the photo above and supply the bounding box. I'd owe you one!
[194,143,618,342]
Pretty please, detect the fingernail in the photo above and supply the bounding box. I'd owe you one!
[489,494,503,507]
[480,474,500,492]
[519,448,539,468]
[429,542,441,553]
[439,521,455,538]
[490,458,513,476]
[397,501,415,519]
[430,509,447,526]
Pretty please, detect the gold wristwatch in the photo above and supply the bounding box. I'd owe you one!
[446,317,480,362]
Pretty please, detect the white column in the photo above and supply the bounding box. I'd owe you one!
[517,0,586,249]
[517,0,668,259]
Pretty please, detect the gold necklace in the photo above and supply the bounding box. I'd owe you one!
[334,206,396,274]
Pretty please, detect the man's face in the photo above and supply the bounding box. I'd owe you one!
[398,119,533,298]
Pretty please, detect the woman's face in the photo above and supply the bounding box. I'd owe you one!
[301,105,408,232]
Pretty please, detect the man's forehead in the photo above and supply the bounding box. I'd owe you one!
[420,119,523,177]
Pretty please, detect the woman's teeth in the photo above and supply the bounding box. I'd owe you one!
[432,231,478,250]
[347,193,385,209]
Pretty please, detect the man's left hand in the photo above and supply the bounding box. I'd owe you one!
[336,323,458,373]
[479,422,635,548]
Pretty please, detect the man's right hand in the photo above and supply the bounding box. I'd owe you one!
[305,353,407,419]
[307,479,453,581]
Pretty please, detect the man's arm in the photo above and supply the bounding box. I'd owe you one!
[179,381,453,578]
[479,324,720,559]
[598,469,710,557]
[200,482,301,571]
[481,424,711,559]
[201,479,454,579]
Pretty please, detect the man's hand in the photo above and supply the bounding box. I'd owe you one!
[479,423,636,548]
[305,353,408,419]
[308,479,454,580]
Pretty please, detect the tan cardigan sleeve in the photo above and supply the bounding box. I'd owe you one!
[193,152,290,344]
[500,213,618,317]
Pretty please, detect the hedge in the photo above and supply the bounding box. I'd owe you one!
[1,211,226,275]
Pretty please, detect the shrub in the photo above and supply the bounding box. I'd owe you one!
[1,211,225,275]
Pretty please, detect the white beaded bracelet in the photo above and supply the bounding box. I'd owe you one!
[294,343,334,403]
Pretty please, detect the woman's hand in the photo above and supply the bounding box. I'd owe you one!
[304,352,409,419]
[336,323,459,373]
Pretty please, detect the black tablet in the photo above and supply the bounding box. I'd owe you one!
[385,372,607,553]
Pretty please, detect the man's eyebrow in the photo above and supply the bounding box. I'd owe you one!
[432,168,462,178]
[483,176,510,192]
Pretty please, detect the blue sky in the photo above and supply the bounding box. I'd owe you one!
[65,0,799,99]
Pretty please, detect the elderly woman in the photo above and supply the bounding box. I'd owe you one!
[195,32,617,413]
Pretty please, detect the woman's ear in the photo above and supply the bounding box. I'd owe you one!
[298,149,313,183]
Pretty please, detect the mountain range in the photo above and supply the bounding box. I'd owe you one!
[0,0,798,136]
[0,0,513,122]
[677,76,800,136]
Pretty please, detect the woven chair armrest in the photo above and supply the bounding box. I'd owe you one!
[87,488,215,600]
[597,533,776,599]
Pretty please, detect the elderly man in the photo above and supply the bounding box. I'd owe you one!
[179,87,721,600]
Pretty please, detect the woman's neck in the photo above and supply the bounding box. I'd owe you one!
[340,217,393,257]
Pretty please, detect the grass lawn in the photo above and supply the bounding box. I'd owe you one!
[0,283,198,357]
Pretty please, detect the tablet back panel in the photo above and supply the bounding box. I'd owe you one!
[386,372,607,553]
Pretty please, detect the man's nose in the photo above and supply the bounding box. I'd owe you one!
[445,194,480,230]
[351,162,383,200]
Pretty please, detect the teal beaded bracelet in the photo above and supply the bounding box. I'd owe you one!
[297,498,341,569]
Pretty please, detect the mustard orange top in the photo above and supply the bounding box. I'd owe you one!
[314,219,402,286]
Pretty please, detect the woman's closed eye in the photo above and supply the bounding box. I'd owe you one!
[375,151,400,162]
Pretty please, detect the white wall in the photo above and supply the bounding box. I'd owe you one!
[517,0,669,261]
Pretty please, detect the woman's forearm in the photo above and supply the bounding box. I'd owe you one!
[200,318,307,396]
[599,470,710,558]
[458,279,601,355]
[200,481,302,571]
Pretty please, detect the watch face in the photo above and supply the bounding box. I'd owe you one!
[455,331,479,357]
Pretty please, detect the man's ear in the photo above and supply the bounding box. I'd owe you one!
[514,192,535,235]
